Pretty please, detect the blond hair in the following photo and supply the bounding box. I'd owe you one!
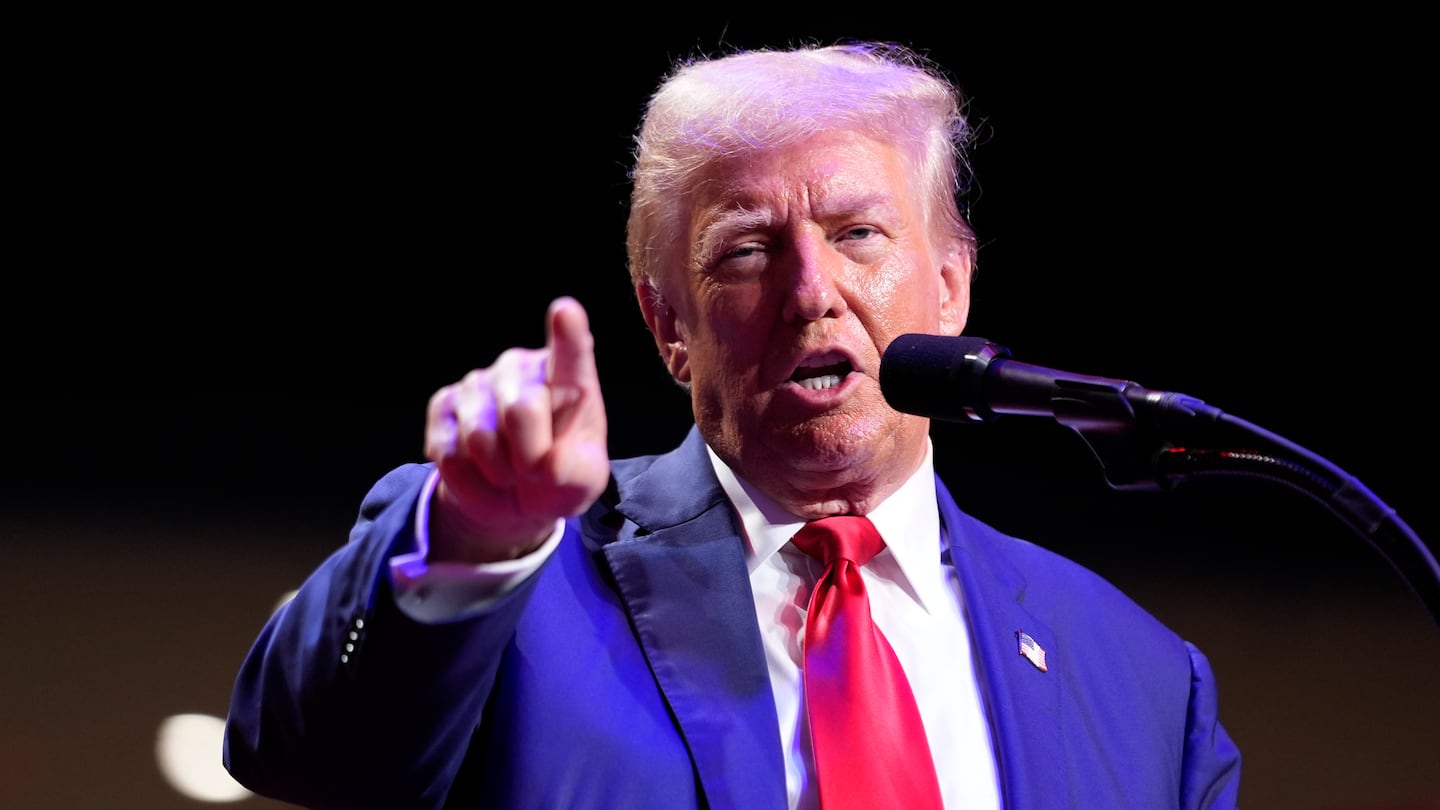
[625,41,977,287]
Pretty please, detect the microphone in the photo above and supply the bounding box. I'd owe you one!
[879,334,1224,434]
[880,336,1440,625]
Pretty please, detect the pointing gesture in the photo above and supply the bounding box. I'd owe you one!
[424,296,610,563]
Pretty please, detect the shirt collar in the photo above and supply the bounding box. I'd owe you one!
[706,439,947,613]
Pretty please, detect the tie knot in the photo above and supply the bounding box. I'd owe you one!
[791,515,885,567]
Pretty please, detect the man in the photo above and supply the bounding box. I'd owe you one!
[224,41,1242,809]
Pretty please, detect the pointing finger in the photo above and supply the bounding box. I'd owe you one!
[545,296,598,400]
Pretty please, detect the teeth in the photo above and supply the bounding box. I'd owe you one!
[797,374,843,391]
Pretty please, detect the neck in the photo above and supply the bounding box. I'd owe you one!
[707,440,930,522]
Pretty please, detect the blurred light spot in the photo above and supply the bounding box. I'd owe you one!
[274,589,298,615]
[156,713,252,803]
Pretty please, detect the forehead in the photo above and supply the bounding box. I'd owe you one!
[688,131,916,218]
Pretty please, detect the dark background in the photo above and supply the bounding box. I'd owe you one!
[6,4,1438,809]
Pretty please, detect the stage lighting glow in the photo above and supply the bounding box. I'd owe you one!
[156,713,252,803]
[274,589,298,614]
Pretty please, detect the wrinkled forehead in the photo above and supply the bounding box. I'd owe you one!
[686,131,915,220]
[673,132,927,276]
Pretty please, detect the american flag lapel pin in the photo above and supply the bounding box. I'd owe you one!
[1016,629,1048,672]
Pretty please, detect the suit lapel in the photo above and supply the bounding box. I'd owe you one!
[937,478,1068,810]
[601,430,788,810]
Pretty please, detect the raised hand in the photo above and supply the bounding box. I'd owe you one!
[423,296,610,563]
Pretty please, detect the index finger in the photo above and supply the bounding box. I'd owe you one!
[545,296,598,391]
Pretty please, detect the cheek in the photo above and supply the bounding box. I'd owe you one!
[863,267,906,305]
[698,285,774,350]
[858,256,940,326]
[691,288,788,401]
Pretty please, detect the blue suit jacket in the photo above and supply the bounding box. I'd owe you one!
[224,427,1241,809]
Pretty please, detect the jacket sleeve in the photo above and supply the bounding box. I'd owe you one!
[1180,641,1243,809]
[221,462,549,809]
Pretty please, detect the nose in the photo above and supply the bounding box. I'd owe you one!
[780,231,848,323]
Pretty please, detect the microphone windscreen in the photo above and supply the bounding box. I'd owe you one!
[880,334,1003,422]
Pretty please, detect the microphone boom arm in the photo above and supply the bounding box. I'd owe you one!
[880,334,1440,628]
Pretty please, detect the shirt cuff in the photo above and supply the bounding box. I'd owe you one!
[388,469,565,622]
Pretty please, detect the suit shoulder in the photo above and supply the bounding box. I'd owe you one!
[956,510,1187,642]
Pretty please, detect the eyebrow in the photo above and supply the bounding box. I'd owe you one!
[685,185,898,268]
[691,204,775,269]
[695,189,902,252]
[702,205,773,238]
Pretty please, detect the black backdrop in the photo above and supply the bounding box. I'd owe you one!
[6,5,1438,809]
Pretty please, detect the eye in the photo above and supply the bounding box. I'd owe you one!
[705,240,770,281]
[723,243,764,260]
[840,226,878,242]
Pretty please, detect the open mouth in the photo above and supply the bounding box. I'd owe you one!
[791,360,853,391]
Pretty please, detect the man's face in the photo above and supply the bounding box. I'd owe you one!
[643,130,971,514]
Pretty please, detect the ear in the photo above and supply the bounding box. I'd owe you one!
[936,242,974,337]
[635,278,692,384]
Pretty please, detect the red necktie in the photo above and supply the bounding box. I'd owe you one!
[791,515,945,810]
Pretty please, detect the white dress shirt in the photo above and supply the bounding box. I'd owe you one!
[708,440,999,810]
[390,439,1001,810]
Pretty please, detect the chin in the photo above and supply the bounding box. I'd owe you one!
[777,411,893,471]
